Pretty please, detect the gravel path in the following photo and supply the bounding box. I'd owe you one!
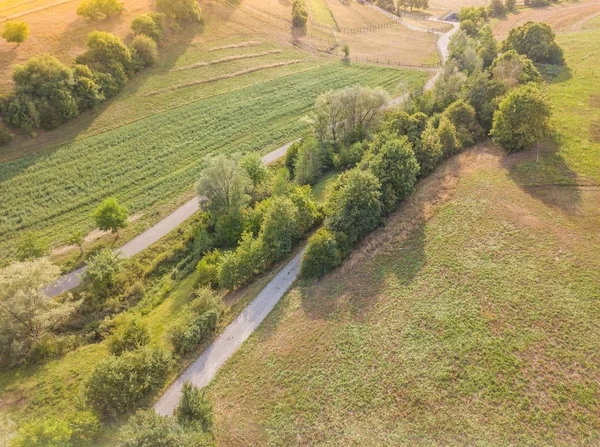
[44,144,292,298]
[154,249,305,416]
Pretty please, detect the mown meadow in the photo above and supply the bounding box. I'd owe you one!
[0,59,425,261]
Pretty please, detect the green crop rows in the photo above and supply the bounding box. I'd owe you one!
[0,63,426,259]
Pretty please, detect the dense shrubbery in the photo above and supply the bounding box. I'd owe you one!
[107,314,150,355]
[77,0,124,21]
[175,382,214,432]
[12,411,100,447]
[157,0,202,22]
[84,347,171,417]
[501,21,564,65]
[170,309,218,355]
[131,13,166,41]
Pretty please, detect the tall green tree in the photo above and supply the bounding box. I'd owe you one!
[501,21,564,65]
[491,85,552,153]
[240,153,268,196]
[92,197,128,236]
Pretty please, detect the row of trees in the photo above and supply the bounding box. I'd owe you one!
[0,0,202,141]
[376,0,429,12]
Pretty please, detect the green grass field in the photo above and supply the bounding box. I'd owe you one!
[203,30,600,446]
[306,0,337,27]
[0,51,425,261]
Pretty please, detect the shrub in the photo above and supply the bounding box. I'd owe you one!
[77,0,124,20]
[285,141,300,177]
[271,167,293,196]
[68,411,101,445]
[300,228,343,278]
[12,418,72,447]
[118,409,201,447]
[131,13,166,41]
[416,122,444,175]
[491,50,543,88]
[218,232,266,290]
[1,21,29,46]
[487,0,506,17]
[325,169,382,245]
[437,115,459,157]
[333,141,368,170]
[72,64,104,110]
[85,249,124,295]
[175,382,213,432]
[131,35,159,71]
[384,111,427,147]
[491,84,552,152]
[289,185,320,234]
[16,231,49,261]
[214,211,245,248]
[460,19,477,36]
[76,31,132,83]
[156,0,202,22]
[501,21,564,65]
[442,100,483,149]
[108,314,150,355]
[259,196,300,263]
[170,310,219,356]
[188,287,223,315]
[196,250,222,289]
[293,137,324,185]
[367,137,420,213]
[240,152,268,196]
[85,347,171,418]
[0,125,14,146]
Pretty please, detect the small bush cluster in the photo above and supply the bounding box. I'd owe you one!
[77,0,124,21]
[171,309,218,356]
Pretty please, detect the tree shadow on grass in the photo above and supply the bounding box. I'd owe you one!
[503,135,583,215]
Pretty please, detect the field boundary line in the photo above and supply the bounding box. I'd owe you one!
[173,50,283,72]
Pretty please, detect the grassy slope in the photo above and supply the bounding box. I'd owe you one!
[205,31,600,445]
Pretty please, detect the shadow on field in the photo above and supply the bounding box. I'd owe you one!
[504,136,583,214]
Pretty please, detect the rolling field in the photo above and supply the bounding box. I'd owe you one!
[325,0,365,28]
[204,29,600,446]
[0,61,425,261]
[306,0,337,27]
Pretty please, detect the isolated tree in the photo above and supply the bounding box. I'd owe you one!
[240,153,268,196]
[342,43,350,58]
[325,168,383,244]
[292,0,308,29]
[156,0,201,22]
[16,231,50,261]
[131,13,166,41]
[77,0,124,20]
[367,137,420,213]
[501,21,564,65]
[66,230,86,256]
[92,197,128,236]
[0,258,77,366]
[196,155,250,217]
[175,382,213,432]
[491,85,552,153]
[1,21,29,47]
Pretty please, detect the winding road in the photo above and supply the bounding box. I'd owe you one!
[153,15,458,415]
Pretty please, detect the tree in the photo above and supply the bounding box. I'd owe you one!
[77,0,124,20]
[285,141,300,177]
[477,26,498,68]
[342,43,350,58]
[131,35,159,70]
[487,0,506,17]
[505,0,516,11]
[0,258,77,366]
[131,13,166,41]
[460,19,477,36]
[108,314,150,355]
[501,21,564,65]
[270,167,293,196]
[442,100,483,149]
[367,137,420,213]
[437,115,459,157]
[66,230,86,256]
[289,185,320,235]
[292,0,308,29]
[72,64,104,110]
[300,228,343,278]
[1,21,29,47]
[92,197,128,236]
[85,347,172,418]
[491,85,551,153]
[294,137,324,186]
[156,0,202,22]
[384,111,427,147]
[325,169,382,245]
[240,153,268,196]
[491,50,543,88]
[16,231,50,261]
[175,382,213,432]
[197,155,250,217]
[461,69,507,131]
[84,249,124,298]
[416,122,444,175]
[259,196,300,263]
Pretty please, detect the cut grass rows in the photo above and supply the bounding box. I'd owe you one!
[174,50,283,71]
[0,63,426,259]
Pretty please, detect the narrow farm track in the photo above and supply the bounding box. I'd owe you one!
[153,20,458,413]
[44,143,295,298]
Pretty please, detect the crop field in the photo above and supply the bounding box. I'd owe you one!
[306,0,337,27]
[0,62,425,260]
[204,29,600,446]
[492,0,600,37]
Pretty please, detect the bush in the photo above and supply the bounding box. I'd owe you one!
[460,19,477,36]
[16,231,49,261]
[325,169,382,245]
[76,31,132,85]
[300,228,344,278]
[217,232,266,290]
[437,115,459,157]
[131,13,166,41]
[214,211,245,248]
[270,167,293,196]
[170,310,218,356]
[0,124,14,146]
[84,249,124,299]
[131,35,159,70]
[333,141,368,170]
[188,287,223,315]
[85,347,171,418]
[367,137,420,213]
[285,141,300,177]
[289,185,320,234]
[175,382,213,432]
[196,250,222,289]
[384,111,427,147]
[259,196,300,263]
[2,21,29,46]
[107,314,150,355]
[487,0,506,17]
[72,64,104,110]
[293,137,324,185]
[416,122,444,175]
[77,0,123,20]
[156,0,202,22]
[12,418,72,447]
[442,100,483,149]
